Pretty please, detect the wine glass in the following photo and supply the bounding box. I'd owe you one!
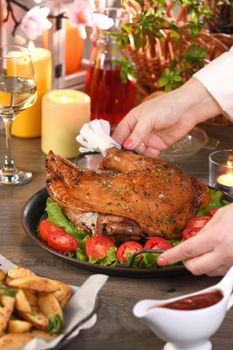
[0,45,37,185]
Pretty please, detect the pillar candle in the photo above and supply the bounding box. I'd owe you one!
[65,19,84,75]
[41,89,90,158]
[42,19,84,76]
[12,47,52,138]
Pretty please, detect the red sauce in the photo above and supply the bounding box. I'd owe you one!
[159,290,223,311]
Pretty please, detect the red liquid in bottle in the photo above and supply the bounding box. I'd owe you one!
[84,60,135,126]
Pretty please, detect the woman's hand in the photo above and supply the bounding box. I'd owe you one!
[113,78,222,157]
[157,204,233,276]
[113,89,195,157]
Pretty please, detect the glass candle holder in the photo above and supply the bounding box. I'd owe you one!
[209,149,233,195]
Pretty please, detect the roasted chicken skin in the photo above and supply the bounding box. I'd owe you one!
[46,148,210,240]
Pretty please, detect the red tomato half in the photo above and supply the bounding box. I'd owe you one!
[210,208,219,216]
[39,220,78,253]
[116,241,143,263]
[182,215,212,240]
[86,236,115,260]
[39,220,57,241]
[144,237,172,250]
[182,227,200,240]
[186,216,211,230]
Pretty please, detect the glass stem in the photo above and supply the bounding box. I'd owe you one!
[2,114,15,175]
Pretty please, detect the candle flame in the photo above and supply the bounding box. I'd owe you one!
[217,158,233,188]
[61,95,68,103]
[28,41,36,52]
[226,160,233,179]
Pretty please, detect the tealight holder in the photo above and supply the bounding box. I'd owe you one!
[209,149,233,196]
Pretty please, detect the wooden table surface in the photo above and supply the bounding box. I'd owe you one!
[0,123,233,350]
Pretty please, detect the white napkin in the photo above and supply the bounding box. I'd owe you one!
[0,255,108,350]
[76,119,121,154]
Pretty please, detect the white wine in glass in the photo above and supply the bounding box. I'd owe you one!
[0,45,37,185]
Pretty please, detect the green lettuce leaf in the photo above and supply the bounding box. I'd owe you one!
[45,197,86,241]
[138,252,159,269]
[76,247,88,262]
[196,189,229,217]
[75,235,91,262]
[171,240,182,247]
[88,247,117,266]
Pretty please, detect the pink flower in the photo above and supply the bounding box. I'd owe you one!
[20,6,52,40]
[68,0,114,31]
[68,0,94,27]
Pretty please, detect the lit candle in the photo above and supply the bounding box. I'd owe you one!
[12,45,52,138]
[216,161,233,195]
[41,89,90,158]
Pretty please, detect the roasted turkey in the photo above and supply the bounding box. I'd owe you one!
[46,148,210,242]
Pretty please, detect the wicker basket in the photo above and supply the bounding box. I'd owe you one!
[123,0,233,124]
[130,31,233,94]
[134,36,233,125]
[133,31,233,125]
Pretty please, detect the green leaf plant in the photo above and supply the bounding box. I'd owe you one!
[109,0,231,92]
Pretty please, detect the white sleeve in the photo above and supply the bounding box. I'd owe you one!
[194,46,233,120]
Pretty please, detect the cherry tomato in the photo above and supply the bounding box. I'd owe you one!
[144,237,172,250]
[182,227,200,240]
[186,216,211,230]
[86,236,115,260]
[116,241,143,263]
[210,208,219,216]
[39,220,56,241]
[39,220,78,253]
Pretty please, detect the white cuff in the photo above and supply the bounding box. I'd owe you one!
[194,46,233,120]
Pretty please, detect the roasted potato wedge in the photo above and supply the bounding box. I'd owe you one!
[0,333,33,350]
[23,289,38,311]
[18,310,48,330]
[8,320,32,333]
[0,307,13,335]
[15,289,31,313]
[8,276,60,292]
[7,267,33,280]
[38,292,63,319]
[1,295,15,310]
[53,281,73,308]
[0,264,74,347]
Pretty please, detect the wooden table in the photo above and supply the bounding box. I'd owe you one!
[0,124,233,350]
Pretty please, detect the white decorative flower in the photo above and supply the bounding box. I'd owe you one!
[68,0,94,27]
[20,6,52,40]
[68,0,114,30]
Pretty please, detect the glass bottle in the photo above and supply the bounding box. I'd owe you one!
[84,8,135,128]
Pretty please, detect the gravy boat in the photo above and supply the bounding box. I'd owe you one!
[133,266,233,350]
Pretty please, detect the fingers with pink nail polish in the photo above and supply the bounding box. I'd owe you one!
[123,139,135,149]
[157,256,169,266]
